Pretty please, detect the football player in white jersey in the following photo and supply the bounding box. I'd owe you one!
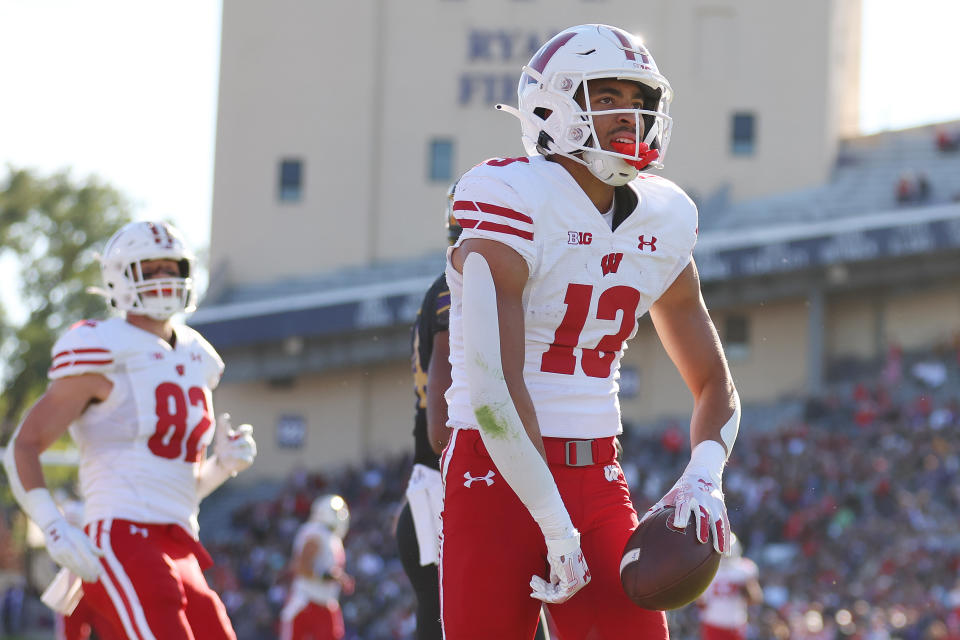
[697,533,763,640]
[439,24,741,639]
[3,221,257,640]
[280,495,355,640]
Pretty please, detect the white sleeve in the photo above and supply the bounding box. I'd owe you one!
[461,253,575,542]
[453,171,537,270]
[48,321,115,380]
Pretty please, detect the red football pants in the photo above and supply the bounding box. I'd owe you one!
[439,428,668,640]
[81,519,236,640]
[56,593,121,640]
[280,600,345,640]
[701,623,746,640]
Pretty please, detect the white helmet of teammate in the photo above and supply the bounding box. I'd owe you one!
[310,494,350,538]
[728,532,743,558]
[98,221,196,320]
[497,24,673,186]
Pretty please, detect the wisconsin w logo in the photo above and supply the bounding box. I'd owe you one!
[601,252,624,276]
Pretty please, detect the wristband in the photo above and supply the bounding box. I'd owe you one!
[23,488,64,530]
[688,440,726,479]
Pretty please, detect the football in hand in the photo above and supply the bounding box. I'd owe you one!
[619,506,721,610]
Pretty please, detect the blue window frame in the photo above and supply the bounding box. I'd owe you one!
[429,139,454,182]
[731,113,756,155]
[278,158,303,202]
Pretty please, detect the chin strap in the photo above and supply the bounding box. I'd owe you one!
[609,140,660,170]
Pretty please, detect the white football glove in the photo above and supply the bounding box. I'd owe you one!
[214,413,257,476]
[530,531,591,604]
[43,517,103,582]
[640,441,731,555]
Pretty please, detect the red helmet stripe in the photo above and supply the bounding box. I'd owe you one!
[608,26,650,64]
[609,27,636,61]
[529,31,577,74]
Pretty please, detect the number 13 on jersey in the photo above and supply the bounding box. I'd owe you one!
[540,283,641,378]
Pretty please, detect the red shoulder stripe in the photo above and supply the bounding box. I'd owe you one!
[457,218,534,241]
[53,348,111,360]
[453,200,533,224]
[49,359,114,372]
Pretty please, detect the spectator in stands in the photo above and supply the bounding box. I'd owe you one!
[936,127,959,152]
[895,170,931,205]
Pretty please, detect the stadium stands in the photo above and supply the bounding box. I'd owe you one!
[189,343,960,639]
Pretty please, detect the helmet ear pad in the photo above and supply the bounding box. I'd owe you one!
[522,79,592,157]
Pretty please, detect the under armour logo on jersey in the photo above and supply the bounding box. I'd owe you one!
[567,231,593,245]
[190,352,202,362]
[637,235,657,252]
[129,524,149,538]
[463,470,496,488]
[176,364,185,376]
[151,352,164,360]
[601,252,624,276]
[604,464,620,482]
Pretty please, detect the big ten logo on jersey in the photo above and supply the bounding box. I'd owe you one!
[568,231,592,245]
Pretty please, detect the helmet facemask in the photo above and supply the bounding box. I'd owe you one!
[118,258,195,320]
[97,221,197,320]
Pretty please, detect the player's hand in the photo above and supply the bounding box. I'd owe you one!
[640,465,730,555]
[43,517,103,582]
[214,413,257,476]
[530,532,591,603]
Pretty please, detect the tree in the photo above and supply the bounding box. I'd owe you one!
[0,167,132,437]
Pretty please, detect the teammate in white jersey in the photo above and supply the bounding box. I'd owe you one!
[439,24,741,639]
[281,495,354,640]
[697,534,763,640]
[3,221,257,640]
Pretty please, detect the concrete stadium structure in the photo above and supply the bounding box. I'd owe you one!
[191,0,960,478]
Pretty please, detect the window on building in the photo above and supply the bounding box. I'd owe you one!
[276,414,306,449]
[731,113,756,155]
[724,313,750,360]
[278,158,303,202]
[429,139,454,182]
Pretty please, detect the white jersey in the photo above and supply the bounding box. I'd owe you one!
[699,556,759,629]
[445,155,698,438]
[49,317,224,536]
[289,522,346,604]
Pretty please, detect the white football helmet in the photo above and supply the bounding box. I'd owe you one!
[728,532,743,558]
[497,24,673,186]
[445,179,462,246]
[98,221,196,320]
[310,494,350,538]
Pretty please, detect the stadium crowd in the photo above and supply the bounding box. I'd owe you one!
[3,347,960,639]
[191,346,960,639]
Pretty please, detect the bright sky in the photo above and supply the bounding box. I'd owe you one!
[0,0,958,255]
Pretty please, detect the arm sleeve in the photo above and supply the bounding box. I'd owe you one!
[461,253,575,542]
